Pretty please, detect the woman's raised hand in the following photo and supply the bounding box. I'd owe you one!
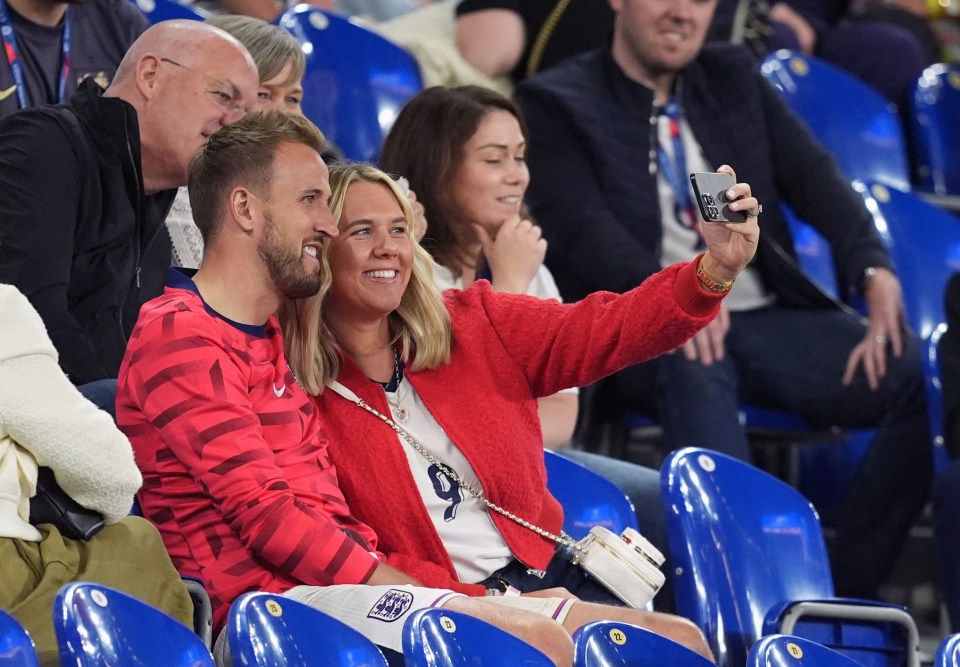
[474,216,546,295]
[698,165,760,284]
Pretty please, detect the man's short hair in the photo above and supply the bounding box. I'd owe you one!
[188,110,325,245]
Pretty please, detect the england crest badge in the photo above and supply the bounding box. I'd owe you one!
[367,589,414,622]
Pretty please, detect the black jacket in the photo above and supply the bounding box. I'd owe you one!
[514,43,892,306]
[0,79,175,384]
[0,0,148,121]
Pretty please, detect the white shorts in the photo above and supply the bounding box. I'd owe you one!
[212,584,574,664]
[283,584,462,651]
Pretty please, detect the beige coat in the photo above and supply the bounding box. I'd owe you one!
[0,284,141,540]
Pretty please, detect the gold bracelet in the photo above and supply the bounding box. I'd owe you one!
[696,257,734,293]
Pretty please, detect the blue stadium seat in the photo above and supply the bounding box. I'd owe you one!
[129,0,208,23]
[910,64,960,196]
[227,592,389,666]
[277,6,423,162]
[853,181,960,342]
[544,449,637,540]
[54,582,214,667]
[936,634,960,667]
[0,609,39,667]
[853,180,960,471]
[748,634,865,667]
[661,447,919,667]
[780,202,838,299]
[402,608,553,667]
[572,621,714,667]
[760,50,910,190]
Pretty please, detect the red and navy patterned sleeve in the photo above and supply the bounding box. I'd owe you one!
[121,300,379,590]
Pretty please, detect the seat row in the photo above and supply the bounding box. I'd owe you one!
[4,582,957,667]
[0,446,944,666]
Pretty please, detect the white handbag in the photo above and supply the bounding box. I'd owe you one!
[574,526,665,609]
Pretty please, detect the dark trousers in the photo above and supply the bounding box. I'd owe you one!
[609,304,932,598]
[482,545,623,606]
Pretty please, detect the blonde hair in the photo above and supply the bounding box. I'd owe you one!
[207,15,305,86]
[281,163,452,395]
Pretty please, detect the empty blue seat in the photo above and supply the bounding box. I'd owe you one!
[661,447,919,667]
[544,449,637,540]
[572,621,714,667]
[910,64,960,196]
[748,634,865,667]
[0,609,39,667]
[760,50,910,190]
[780,202,838,299]
[54,582,213,667]
[277,6,423,162]
[402,608,553,667]
[936,634,960,667]
[853,180,960,470]
[853,181,960,342]
[227,591,389,666]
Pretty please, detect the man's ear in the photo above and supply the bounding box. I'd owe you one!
[229,186,258,233]
[135,54,162,100]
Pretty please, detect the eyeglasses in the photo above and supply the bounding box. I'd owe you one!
[160,57,252,116]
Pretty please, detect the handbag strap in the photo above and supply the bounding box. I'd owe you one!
[327,380,581,552]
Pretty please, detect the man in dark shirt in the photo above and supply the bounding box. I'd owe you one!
[0,20,258,395]
[0,0,148,119]
[515,0,931,601]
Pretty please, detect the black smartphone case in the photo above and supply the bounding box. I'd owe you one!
[690,172,747,223]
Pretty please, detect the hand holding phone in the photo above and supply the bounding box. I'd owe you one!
[690,171,747,223]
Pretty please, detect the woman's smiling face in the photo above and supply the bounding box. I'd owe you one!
[326,180,414,323]
[450,109,530,236]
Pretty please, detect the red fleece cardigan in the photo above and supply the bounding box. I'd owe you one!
[316,260,723,595]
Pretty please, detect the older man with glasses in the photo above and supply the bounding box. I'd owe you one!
[0,19,258,412]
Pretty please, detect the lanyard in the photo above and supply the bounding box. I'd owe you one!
[656,99,702,241]
[0,0,71,109]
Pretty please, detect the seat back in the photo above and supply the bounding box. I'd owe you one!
[910,64,960,195]
[760,50,910,190]
[129,0,208,23]
[661,447,834,667]
[926,323,951,473]
[853,181,960,339]
[780,202,838,299]
[278,6,423,162]
[54,582,214,667]
[0,609,39,667]
[402,608,553,667]
[544,450,638,540]
[227,592,388,666]
[572,620,715,667]
[936,634,960,667]
[853,181,960,472]
[748,635,865,667]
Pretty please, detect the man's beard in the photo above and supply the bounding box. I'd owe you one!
[257,210,322,300]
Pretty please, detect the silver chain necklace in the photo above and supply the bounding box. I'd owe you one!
[327,380,582,553]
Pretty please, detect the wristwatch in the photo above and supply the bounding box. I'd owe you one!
[859,266,880,294]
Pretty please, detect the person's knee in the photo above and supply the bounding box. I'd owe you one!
[523,615,574,667]
[565,603,714,662]
[444,597,573,666]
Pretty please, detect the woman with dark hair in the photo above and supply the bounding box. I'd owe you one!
[378,84,671,562]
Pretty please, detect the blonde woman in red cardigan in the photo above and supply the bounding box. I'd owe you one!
[281,162,759,657]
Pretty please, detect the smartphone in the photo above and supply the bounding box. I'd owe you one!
[689,172,747,223]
